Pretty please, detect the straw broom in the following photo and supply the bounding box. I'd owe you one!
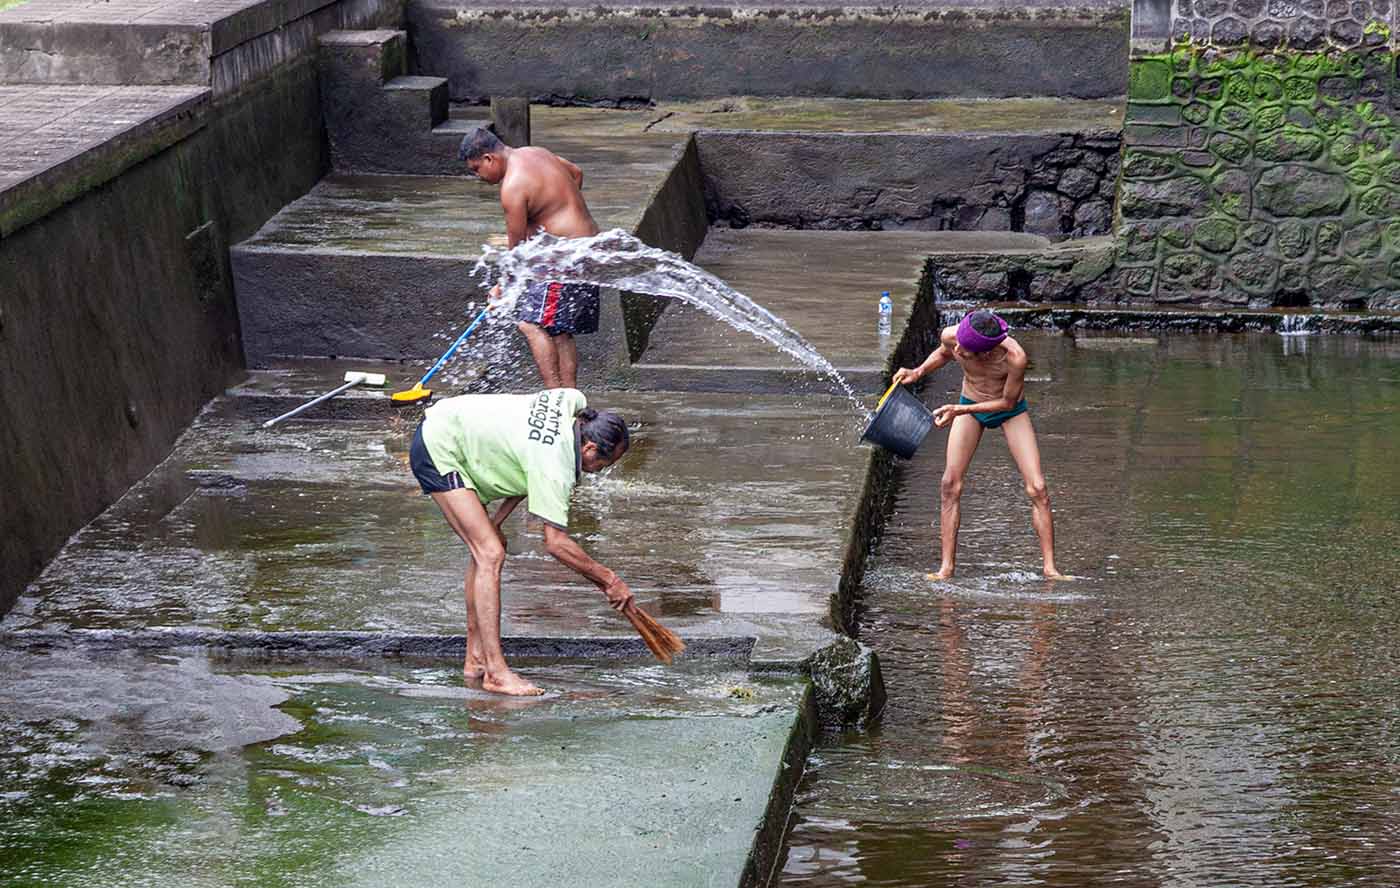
[623,601,686,664]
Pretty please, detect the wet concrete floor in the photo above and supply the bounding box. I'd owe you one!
[0,644,806,887]
[779,331,1400,886]
[8,389,867,645]
[642,229,1050,372]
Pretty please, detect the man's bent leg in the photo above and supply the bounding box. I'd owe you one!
[1001,412,1065,579]
[555,333,579,389]
[935,415,984,579]
[517,321,562,389]
[429,489,543,695]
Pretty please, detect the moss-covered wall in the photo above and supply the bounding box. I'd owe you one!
[1121,4,1400,309]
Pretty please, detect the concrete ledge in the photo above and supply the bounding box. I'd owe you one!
[1,627,759,661]
[939,303,1400,334]
[0,85,209,238]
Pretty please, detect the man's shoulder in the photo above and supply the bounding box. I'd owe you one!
[939,325,958,345]
[1002,337,1029,366]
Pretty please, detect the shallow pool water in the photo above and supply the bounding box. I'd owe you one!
[781,332,1400,887]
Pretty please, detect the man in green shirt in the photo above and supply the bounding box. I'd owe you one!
[409,388,633,695]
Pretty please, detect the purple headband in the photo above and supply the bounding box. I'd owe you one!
[956,312,1008,353]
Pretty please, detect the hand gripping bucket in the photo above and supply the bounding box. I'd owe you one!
[860,382,934,460]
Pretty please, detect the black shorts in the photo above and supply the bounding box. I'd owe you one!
[409,422,466,495]
[514,281,601,336]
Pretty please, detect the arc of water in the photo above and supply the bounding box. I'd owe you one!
[474,229,869,415]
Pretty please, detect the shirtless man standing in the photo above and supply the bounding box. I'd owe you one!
[460,127,601,388]
[892,309,1067,580]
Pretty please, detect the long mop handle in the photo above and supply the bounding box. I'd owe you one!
[416,308,490,388]
[262,380,359,429]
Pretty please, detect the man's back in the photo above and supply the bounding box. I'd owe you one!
[502,147,599,241]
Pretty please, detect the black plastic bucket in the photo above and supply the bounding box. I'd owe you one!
[861,383,934,459]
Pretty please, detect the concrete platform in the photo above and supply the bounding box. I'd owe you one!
[0,644,810,887]
[640,229,1051,375]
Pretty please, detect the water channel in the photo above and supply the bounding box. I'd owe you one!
[781,330,1400,886]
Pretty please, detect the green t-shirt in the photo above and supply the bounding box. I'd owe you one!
[420,388,586,528]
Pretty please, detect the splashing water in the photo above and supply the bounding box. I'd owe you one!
[475,229,870,417]
[1278,313,1317,336]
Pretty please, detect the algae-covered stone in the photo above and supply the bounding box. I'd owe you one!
[1254,129,1325,162]
[1255,104,1286,131]
[1358,186,1400,217]
[1120,177,1212,218]
[1243,222,1274,247]
[1255,165,1349,216]
[1212,168,1254,218]
[1279,263,1309,293]
[1345,222,1383,258]
[1383,220,1400,249]
[1317,220,1343,255]
[1216,103,1253,131]
[808,637,885,728]
[1311,261,1365,291]
[1210,132,1251,163]
[1228,253,1279,292]
[1195,218,1239,253]
[1196,77,1224,100]
[1276,220,1311,257]
[1182,102,1212,125]
[1346,165,1374,188]
[1121,266,1157,295]
[1122,150,1177,180]
[1161,221,1193,248]
[1330,136,1362,166]
[1163,252,1218,288]
[1130,60,1173,101]
[1120,222,1161,260]
[1283,77,1316,102]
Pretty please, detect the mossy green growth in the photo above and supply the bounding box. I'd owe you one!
[1129,59,1173,101]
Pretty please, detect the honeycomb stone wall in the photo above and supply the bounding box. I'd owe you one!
[1120,0,1400,309]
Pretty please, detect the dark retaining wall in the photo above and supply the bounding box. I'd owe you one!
[406,3,1130,102]
[696,130,1122,237]
[0,61,328,618]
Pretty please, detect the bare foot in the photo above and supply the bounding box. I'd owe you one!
[463,656,486,682]
[1044,570,1074,581]
[482,669,544,697]
[927,566,955,581]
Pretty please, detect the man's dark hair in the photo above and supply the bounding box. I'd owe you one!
[578,408,630,458]
[458,127,504,162]
[969,310,1003,338]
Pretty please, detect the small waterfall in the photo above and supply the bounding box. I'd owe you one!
[478,229,869,416]
[1279,314,1318,336]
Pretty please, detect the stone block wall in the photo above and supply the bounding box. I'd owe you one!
[698,131,1121,237]
[1121,0,1400,308]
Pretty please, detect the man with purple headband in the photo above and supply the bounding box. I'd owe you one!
[892,309,1067,580]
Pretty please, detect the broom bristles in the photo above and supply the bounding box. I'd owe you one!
[624,604,686,665]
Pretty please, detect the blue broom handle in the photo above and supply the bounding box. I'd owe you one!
[418,308,489,387]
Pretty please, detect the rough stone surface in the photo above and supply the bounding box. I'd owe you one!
[699,130,1120,237]
[807,636,886,729]
[1121,35,1400,306]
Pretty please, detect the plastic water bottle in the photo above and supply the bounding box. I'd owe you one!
[877,291,893,336]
